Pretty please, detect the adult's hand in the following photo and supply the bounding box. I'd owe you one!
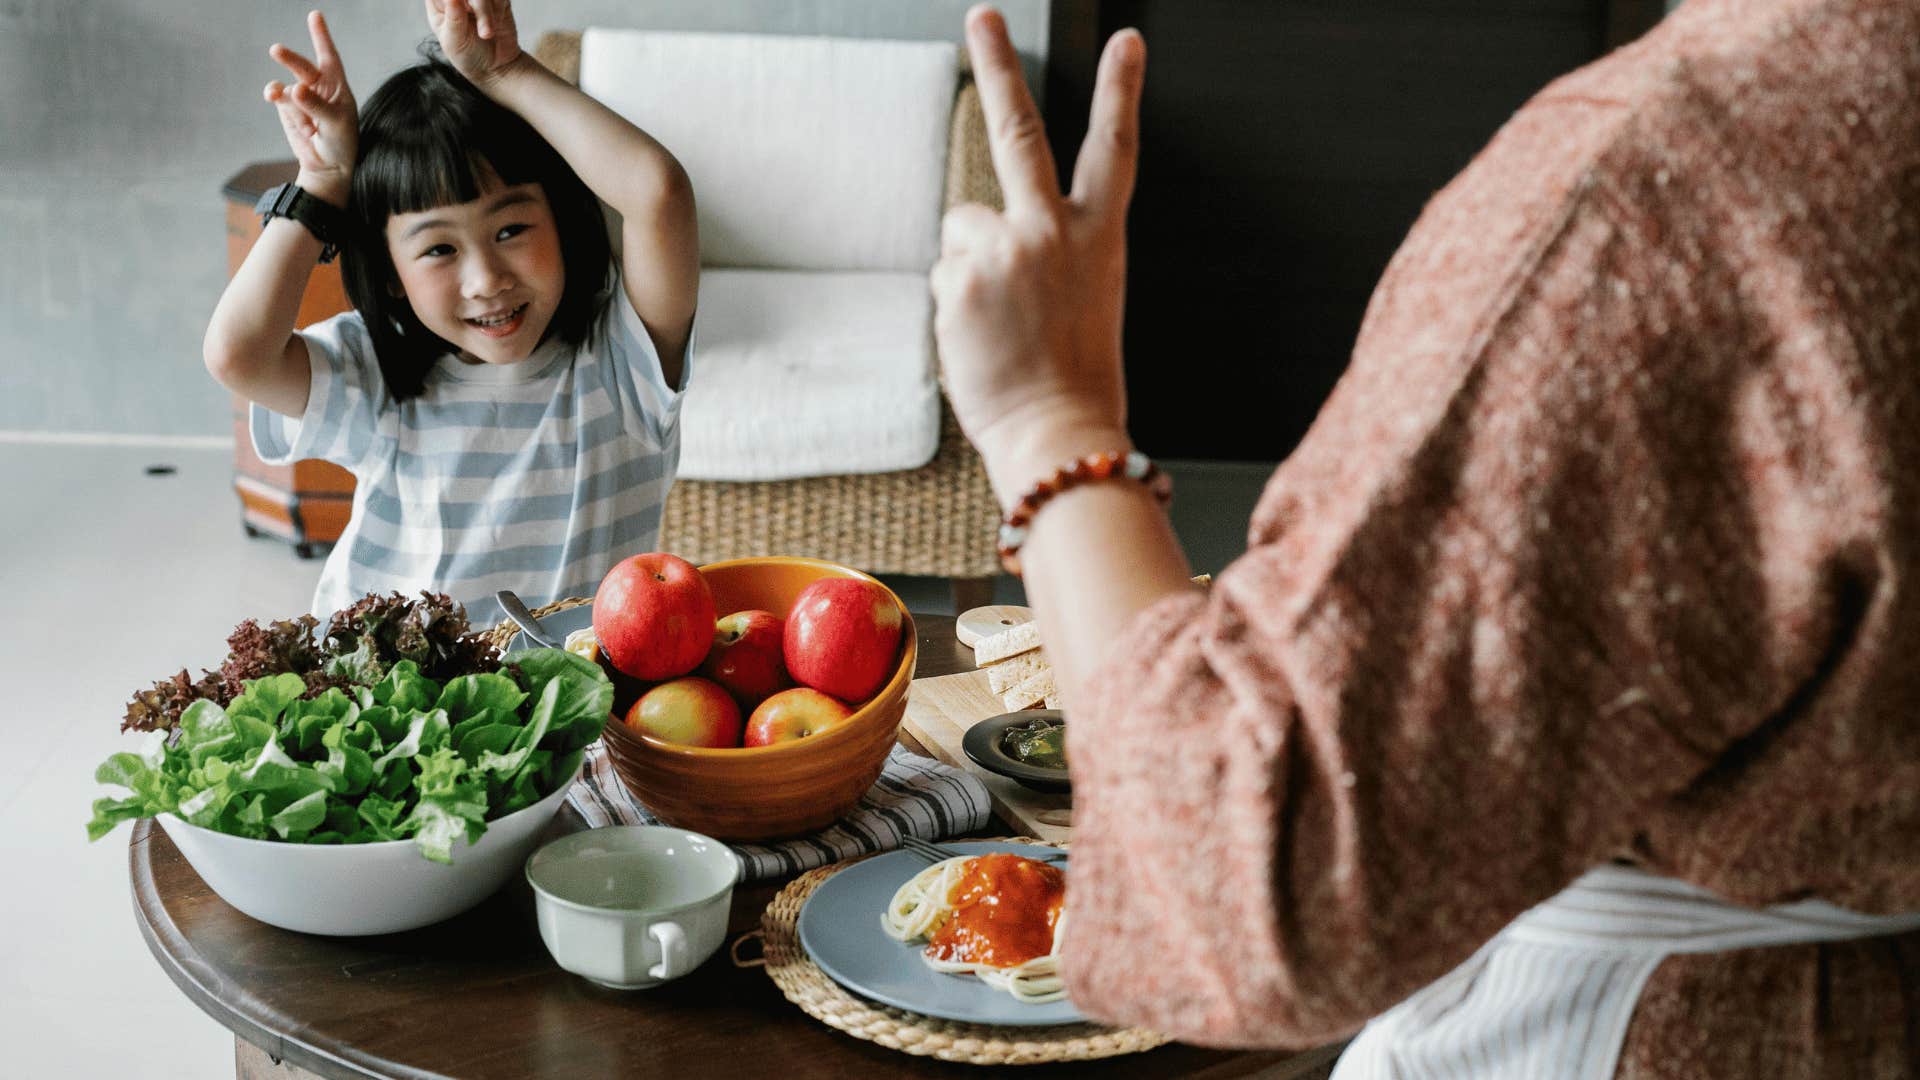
[932,5,1146,502]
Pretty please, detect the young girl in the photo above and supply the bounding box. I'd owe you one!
[206,1,698,629]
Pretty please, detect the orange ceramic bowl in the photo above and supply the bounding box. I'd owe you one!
[598,557,917,841]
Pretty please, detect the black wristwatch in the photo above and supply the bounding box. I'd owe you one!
[255,182,348,264]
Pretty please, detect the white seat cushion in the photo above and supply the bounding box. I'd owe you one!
[580,29,957,273]
[676,270,941,481]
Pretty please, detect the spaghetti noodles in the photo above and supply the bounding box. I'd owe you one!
[881,852,1068,1004]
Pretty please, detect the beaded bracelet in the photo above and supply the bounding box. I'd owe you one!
[996,450,1174,576]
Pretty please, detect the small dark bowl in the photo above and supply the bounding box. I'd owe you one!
[962,710,1071,793]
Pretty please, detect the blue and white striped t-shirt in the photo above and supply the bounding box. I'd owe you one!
[252,277,685,631]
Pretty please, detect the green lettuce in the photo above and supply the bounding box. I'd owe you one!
[87,648,610,864]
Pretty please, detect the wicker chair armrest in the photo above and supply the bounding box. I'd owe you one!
[533,29,583,84]
[944,76,1004,213]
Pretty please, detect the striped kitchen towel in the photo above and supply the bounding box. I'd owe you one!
[566,741,994,882]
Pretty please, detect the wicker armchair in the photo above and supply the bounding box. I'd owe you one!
[535,31,1003,612]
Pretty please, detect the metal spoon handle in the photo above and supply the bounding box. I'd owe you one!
[495,589,564,650]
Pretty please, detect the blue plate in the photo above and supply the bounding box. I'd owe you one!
[797,841,1083,1026]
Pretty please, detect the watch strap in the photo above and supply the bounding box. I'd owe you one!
[255,182,346,264]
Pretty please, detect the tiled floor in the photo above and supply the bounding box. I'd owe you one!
[0,440,1272,1077]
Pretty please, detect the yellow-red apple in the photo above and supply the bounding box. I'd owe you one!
[698,609,791,709]
[743,687,854,748]
[782,578,903,703]
[593,552,717,681]
[623,676,742,748]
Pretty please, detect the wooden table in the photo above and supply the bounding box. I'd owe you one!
[130,613,1341,1079]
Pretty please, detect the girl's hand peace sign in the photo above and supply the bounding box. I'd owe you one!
[264,11,358,208]
[930,5,1146,481]
[426,0,525,87]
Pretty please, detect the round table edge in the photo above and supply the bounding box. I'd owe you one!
[130,819,425,1080]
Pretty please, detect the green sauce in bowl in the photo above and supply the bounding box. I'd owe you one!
[1000,715,1067,770]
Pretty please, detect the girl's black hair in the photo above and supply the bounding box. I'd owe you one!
[340,57,611,399]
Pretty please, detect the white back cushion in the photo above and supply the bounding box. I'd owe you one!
[677,269,941,481]
[580,29,958,272]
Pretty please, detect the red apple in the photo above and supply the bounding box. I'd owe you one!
[698,609,792,709]
[783,578,904,703]
[623,676,742,748]
[593,553,717,681]
[744,687,854,748]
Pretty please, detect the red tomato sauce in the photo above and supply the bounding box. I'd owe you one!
[924,853,1066,968]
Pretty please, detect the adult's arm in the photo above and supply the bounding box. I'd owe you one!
[1044,81,1889,1044]
[944,0,1918,1050]
[935,8,1198,687]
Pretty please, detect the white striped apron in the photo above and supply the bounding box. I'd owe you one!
[1332,864,1920,1079]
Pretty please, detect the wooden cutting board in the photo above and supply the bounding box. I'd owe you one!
[903,668,1072,845]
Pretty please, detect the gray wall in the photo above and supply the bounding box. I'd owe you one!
[0,1,1049,438]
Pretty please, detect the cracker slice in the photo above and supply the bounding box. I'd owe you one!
[985,648,1051,695]
[1000,666,1056,712]
[974,620,1043,665]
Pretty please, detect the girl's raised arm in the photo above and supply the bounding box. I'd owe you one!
[427,0,698,387]
[205,10,359,418]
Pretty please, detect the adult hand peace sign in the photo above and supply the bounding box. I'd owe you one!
[264,11,358,208]
[931,5,1146,493]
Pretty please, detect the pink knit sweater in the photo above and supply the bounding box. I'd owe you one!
[1061,1,1920,1074]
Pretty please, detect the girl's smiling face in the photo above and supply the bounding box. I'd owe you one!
[384,178,565,365]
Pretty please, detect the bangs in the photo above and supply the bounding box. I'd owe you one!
[354,81,547,222]
[357,129,492,220]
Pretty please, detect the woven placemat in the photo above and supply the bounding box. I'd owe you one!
[751,839,1172,1066]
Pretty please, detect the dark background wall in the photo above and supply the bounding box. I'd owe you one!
[1045,0,1666,462]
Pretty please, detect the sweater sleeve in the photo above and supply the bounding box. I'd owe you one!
[1057,74,1893,1046]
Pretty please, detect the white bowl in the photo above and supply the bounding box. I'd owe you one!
[157,771,577,936]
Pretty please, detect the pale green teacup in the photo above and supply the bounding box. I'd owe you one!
[525,825,739,990]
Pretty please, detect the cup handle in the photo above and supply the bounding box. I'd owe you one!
[649,921,688,982]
